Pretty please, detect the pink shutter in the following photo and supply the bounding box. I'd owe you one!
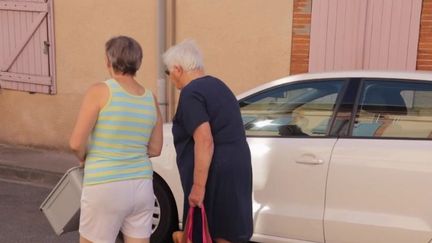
[0,0,56,94]
[309,0,368,72]
[309,0,422,72]
[363,0,422,70]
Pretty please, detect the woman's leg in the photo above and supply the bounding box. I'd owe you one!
[123,235,150,243]
[215,238,231,243]
[79,235,92,243]
[122,180,154,243]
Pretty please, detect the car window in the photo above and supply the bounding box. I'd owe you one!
[239,80,345,137]
[353,80,432,139]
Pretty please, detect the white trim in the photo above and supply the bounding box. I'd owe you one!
[237,70,432,100]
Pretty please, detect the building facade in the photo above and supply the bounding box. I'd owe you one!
[0,0,294,148]
[1,0,431,149]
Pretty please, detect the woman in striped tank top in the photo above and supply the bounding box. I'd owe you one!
[69,36,163,243]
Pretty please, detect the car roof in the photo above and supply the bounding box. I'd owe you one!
[237,70,432,100]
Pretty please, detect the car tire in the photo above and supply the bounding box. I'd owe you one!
[151,174,179,243]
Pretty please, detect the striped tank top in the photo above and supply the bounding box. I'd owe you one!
[84,79,157,186]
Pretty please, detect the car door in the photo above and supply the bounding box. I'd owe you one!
[325,78,432,242]
[239,79,346,242]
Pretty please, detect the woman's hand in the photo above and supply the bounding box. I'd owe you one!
[188,184,205,207]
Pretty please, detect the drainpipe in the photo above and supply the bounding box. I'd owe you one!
[156,0,168,121]
[156,0,176,122]
[166,0,176,121]
[157,0,176,122]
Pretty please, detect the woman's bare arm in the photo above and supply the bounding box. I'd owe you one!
[69,83,108,163]
[147,93,163,157]
[189,122,214,207]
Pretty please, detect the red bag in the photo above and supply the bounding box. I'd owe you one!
[173,206,212,243]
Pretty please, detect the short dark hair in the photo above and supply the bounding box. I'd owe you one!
[105,36,143,76]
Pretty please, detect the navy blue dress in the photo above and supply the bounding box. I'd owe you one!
[172,75,253,242]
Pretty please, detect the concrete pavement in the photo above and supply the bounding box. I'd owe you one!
[0,144,80,241]
[0,144,77,187]
[0,180,79,242]
[0,144,128,242]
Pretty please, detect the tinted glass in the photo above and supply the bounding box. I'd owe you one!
[353,80,432,139]
[240,80,344,137]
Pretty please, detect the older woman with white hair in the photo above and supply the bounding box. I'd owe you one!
[163,40,253,243]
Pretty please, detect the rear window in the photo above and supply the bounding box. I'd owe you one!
[353,80,432,139]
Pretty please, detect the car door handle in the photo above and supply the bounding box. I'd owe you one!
[295,155,324,165]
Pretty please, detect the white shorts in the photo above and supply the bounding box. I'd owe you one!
[79,179,154,243]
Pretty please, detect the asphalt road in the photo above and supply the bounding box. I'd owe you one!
[0,179,79,243]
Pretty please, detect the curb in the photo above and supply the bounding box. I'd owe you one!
[0,163,62,187]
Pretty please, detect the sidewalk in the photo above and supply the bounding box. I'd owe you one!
[0,144,77,187]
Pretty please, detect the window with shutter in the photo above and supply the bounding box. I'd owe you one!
[0,0,56,94]
[309,0,422,72]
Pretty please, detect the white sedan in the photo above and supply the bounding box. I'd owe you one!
[149,71,432,243]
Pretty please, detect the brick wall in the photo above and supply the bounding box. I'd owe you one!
[417,0,432,71]
[290,0,312,75]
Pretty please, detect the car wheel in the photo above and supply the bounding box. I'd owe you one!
[151,174,179,243]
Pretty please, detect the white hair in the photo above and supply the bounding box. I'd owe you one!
[162,39,204,71]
